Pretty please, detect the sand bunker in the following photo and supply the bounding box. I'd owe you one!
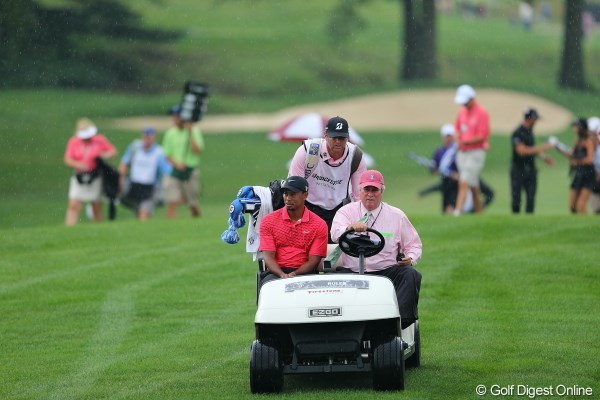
[109,88,573,135]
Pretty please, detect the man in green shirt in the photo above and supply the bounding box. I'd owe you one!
[162,105,205,218]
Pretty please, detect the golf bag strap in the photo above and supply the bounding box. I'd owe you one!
[351,145,363,175]
[303,138,321,179]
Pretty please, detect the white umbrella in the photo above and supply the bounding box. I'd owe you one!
[268,112,365,146]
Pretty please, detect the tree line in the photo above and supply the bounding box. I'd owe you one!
[396,0,590,90]
[0,0,591,92]
[0,0,180,91]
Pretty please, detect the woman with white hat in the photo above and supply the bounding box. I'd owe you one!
[63,117,117,225]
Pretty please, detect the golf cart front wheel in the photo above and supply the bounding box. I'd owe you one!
[249,340,283,393]
[372,337,405,391]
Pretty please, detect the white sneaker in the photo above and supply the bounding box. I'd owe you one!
[452,209,461,217]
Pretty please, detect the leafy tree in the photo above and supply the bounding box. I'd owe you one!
[0,1,38,62]
[327,0,368,44]
[558,0,587,90]
[326,0,437,82]
[0,0,181,91]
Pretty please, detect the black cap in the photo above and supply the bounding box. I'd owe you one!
[572,117,588,130]
[325,116,350,138]
[282,176,309,193]
[524,107,540,120]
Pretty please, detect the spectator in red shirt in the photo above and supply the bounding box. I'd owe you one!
[259,176,328,287]
[453,84,491,215]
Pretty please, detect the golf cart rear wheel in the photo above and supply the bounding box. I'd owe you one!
[405,321,421,369]
[249,340,283,393]
[372,337,405,391]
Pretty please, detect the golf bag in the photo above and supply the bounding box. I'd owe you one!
[220,179,285,245]
[96,157,120,220]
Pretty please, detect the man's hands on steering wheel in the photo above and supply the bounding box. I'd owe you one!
[339,226,413,266]
[338,227,385,259]
[346,221,368,233]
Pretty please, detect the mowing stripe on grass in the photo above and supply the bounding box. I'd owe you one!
[34,253,246,399]
[0,241,203,295]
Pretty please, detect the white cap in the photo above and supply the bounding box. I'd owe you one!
[587,116,600,134]
[440,123,455,136]
[76,126,97,139]
[454,84,476,105]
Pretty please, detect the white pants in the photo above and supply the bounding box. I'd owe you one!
[68,175,103,202]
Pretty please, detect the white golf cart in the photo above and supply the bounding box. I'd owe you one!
[249,228,420,393]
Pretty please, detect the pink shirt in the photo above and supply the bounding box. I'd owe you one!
[64,134,116,171]
[454,102,490,151]
[330,201,422,272]
[259,207,328,268]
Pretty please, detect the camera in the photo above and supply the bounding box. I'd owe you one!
[179,81,210,122]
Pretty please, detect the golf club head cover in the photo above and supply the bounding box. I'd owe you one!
[221,219,240,244]
[229,199,246,228]
[236,185,255,200]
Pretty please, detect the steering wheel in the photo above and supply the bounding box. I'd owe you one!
[338,228,385,258]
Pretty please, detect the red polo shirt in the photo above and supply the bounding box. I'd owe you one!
[454,101,490,151]
[259,206,328,268]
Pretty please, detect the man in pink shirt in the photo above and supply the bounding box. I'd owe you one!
[453,84,490,215]
[331,170,422,329]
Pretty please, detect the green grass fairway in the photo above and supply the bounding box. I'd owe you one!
[2,2,600,398]
[1,216,598,399]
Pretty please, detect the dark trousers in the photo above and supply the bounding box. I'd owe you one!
[441,177,458,212]
[511,167,537,213]
[338,265,422,329]
[480,179,495,207]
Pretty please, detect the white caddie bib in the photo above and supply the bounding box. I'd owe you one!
[305,141,357,210]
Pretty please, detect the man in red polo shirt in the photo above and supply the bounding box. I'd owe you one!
[259,176,328,286]
[453,84,491,215]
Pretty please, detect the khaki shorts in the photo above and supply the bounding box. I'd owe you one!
[68,175,103,202]
[162,169,200,206]
[456,149,486,187]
